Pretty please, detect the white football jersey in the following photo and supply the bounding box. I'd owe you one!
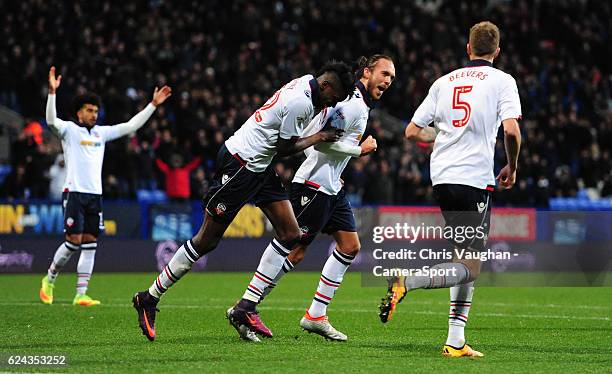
[225,75,317,172]
[293,84,372,195]
[46,94,156,195]
[412,60,521,189]
[55,121,130,195]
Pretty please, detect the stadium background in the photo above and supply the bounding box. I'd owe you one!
[0,1,610,372]
[0,0,611,274]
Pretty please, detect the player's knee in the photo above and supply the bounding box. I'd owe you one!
[65,234,82,245]
[276,229,301,249]
[337,243,360,258]
[191,235,219,256]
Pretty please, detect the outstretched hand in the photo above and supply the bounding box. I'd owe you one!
[151,86,172,107]
[48,66,62,94]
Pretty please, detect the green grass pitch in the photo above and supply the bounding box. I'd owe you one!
[2,273,611,373]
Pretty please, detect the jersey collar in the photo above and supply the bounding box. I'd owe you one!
[356,81,376,109]
[465,59,493,67]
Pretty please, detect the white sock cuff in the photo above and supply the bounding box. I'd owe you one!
[182,240,200,263]
[281,258,294,273]
[81,242,98,250]
[332,249,354,265]
[65,241,80,251]
[271,239,290,256]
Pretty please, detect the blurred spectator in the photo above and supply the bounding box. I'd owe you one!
[0,0,610,205]
[47,154,66,201]
[1,164,28,200]
[191,168,209,199]
[156,154,202,201]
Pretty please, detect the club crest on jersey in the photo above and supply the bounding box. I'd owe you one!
[221,174,229,185]
[215,203,227,215]
[299,225,309,235]
[91,130,100,138]
[66,217,74,227]
[477,202,486,213]
[301,196,310,206]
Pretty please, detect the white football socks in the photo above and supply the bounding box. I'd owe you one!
[307,249,355,318]
[446,281,475,348]
[47,241,79,284]
[242,239,290,303]
[76,242,97,295]
[404,262,470,290]
[149,240,200,299]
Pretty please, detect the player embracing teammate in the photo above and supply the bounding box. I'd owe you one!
[229,55,395,342]
[132,61,355,341]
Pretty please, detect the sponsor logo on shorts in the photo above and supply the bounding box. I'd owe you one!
[477,202,486,213]
[301,196,310,206]
[221,174,229,184]
[66,217,74,227]
[215,203,227,215]
[304,90,311,98]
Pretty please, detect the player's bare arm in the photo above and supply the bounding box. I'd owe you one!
[277,127,343,156]
[405,122,437,143]
[496,118,521,189]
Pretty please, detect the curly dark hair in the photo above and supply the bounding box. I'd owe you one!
[316,60,355,99]
[71,93,101,117]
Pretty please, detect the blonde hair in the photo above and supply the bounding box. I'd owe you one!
[469,21,500,57]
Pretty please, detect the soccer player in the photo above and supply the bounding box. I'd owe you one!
[230,55,395,342]
[39,66,172,306]
[132,61,355,341]
[378,21,521,357]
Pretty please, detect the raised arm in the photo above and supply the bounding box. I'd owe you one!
[184,156,202,172]
[156,158,170,173]
[104,86,172,142]
[46,66,70,137]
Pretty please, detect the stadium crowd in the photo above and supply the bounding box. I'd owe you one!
[1,0,611,207]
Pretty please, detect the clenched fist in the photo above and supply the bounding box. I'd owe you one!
[360,135,377,156]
